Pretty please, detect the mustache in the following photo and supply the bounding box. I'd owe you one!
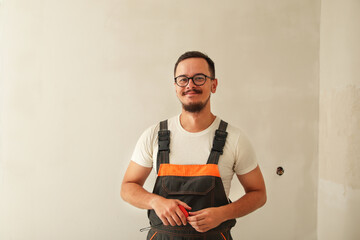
[182,89,202,96]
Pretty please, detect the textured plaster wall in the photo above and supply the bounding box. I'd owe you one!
[0,0,320,239]
[318,0,360,239]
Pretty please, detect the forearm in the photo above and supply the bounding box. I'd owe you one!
[219,189,267,221]
[187,189,266,232]
[219,166,267,221]
[121,182,161,210]
[121,181,191,226]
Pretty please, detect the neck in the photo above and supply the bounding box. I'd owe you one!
[179,105,216,133]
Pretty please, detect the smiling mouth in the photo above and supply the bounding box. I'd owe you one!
[182,89,202,96]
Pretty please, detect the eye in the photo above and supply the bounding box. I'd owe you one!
[178,77,188,83]
[193,75,205,82]
[176,76,189,86]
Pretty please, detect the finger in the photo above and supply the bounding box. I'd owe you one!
[188,209,204,216]
[187,210,205,220]
[192,218,207,226]
[167,215,177,226]
[187,214,205,224]
[188,221,209,233]
[188,215,206,224]
[176,200,192,211]
[160,216,170,226]
[165,208,183,226]
[195,226,210,233]
[175,208,187,225]
[172,211,183,226]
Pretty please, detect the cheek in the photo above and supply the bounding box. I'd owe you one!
[175,87,183,97]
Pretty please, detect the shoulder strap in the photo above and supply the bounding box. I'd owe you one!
[156,120,170,174]
[207,120,228,165]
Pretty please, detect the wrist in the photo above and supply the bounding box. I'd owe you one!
[149,194,163,209]
[217,205,233,222]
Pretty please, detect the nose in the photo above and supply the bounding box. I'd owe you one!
[186,78,196,88]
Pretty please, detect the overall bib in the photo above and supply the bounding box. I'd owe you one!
[146,120,236,240]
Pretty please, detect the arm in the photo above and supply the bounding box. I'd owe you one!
[121,161,190,226]
[120,160,154,209]
[187,165,266,232]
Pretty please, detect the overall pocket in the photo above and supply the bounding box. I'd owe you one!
[161,176,215,196]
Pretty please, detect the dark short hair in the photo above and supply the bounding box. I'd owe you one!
[174,51,215,78]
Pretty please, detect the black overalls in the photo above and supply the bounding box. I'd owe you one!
[146,119,236,240]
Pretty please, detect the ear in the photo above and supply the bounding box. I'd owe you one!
[211,78,218,93]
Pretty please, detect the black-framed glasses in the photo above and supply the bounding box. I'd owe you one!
[174,74,213,87]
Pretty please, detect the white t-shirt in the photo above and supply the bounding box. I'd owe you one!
[131,115,258,197]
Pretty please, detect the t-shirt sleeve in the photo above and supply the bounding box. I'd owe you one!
[233,133,258,175]
[130,124,158,168]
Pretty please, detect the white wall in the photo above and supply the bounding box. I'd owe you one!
[318,0,360,239]
[0,0,320,239]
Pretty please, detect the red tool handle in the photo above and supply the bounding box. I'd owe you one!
[140,205,190,232]
[178,205,189,217]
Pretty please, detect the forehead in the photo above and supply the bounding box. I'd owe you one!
[175,58,210,77]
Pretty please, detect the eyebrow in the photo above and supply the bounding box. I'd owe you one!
[175,73,206,78]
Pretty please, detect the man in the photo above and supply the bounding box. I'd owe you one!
[121,51,266,239]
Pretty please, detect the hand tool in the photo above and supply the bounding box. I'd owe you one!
[140,205,189,232]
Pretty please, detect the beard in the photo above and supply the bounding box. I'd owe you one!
[182,95,210,113]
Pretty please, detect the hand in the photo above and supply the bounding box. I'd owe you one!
[150,197,191,226]
[187,207,224,232]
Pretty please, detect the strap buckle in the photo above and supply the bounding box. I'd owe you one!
[158,130,170,151]
[211,130,227,154]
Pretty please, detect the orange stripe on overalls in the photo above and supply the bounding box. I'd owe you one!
[158,164,221,177]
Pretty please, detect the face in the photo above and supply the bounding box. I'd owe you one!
[174,58,217,113]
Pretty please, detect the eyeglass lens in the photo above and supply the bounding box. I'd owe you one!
[176,74,207,87]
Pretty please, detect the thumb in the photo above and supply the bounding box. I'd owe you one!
[188,209,204,215]
[176,200,192,210]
